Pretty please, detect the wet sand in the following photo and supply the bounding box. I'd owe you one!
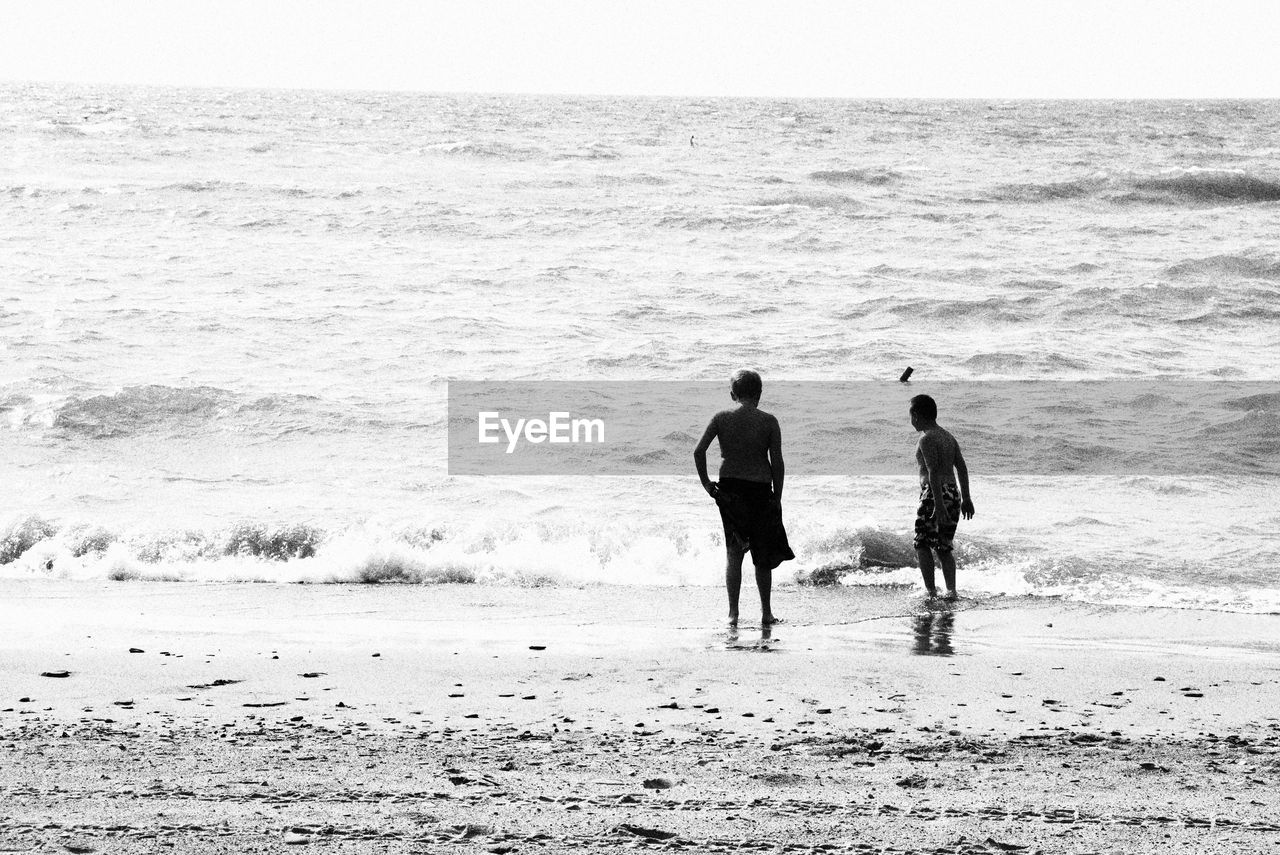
[2,581,1278,853]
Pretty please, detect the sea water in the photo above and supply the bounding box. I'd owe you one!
[2,83,1278,611]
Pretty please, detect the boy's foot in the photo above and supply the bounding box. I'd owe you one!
[942,589,958,601]
[924,588,938,599]
[728,612,739,627]
[762,614,783,626]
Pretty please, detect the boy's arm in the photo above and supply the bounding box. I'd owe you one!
[768,416,784,501]
[693,416,719,497]
[954,444,975,519]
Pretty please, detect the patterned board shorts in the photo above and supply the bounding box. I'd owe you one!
[913,483,962,553]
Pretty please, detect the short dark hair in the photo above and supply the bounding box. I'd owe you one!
[731,369,762,401]
[909,394,937,420]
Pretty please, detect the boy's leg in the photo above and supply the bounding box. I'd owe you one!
[725,544,745,625]
[937,488,961,598]
[939,551,957,598]
[916,548,937,597]
[913,488,939,597]
[755,563,777,624]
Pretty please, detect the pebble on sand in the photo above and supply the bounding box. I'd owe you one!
[618,824,677,841]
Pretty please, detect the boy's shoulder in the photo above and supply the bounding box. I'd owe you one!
[919,427,958,448]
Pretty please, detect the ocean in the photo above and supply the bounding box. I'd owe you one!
[2,83,1278,611]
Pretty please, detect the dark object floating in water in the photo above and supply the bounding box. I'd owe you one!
[244,701,287,708]
[299,672,325,678]
[642,777,673,789]
[41,670,70,678]
[529,645,546,650]
[899,366,913,382]
[128,648,144,654]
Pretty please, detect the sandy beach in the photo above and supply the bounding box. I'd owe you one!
[2,581,1278,853]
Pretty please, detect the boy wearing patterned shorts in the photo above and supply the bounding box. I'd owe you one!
[910,395,975,599]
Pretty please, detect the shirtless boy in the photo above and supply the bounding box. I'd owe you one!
[694,370,793,626]
[909,394,975,600]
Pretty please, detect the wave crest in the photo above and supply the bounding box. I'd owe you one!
[751,192,862,212]
[1165,253,1280,280]
[54,385,239,438]
[808,168,902,186]
[1130,170,1280,204]
[991,169,1280,206]
[49,385,323,439]
[425,140,542,160]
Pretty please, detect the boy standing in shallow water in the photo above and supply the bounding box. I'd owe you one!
[909,394,975,600]
[694,369,794,626]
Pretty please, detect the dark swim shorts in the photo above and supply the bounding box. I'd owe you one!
[715,478,795,572]
[913,483,962,553]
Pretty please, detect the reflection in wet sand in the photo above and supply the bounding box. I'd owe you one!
[912,610,955,656]
[724,623,777,652]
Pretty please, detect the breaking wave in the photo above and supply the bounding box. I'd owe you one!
[2,513,1278,614]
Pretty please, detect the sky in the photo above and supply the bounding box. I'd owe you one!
[1,0,1277,98]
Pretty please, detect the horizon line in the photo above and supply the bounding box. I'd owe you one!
[4,76,1278,102]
